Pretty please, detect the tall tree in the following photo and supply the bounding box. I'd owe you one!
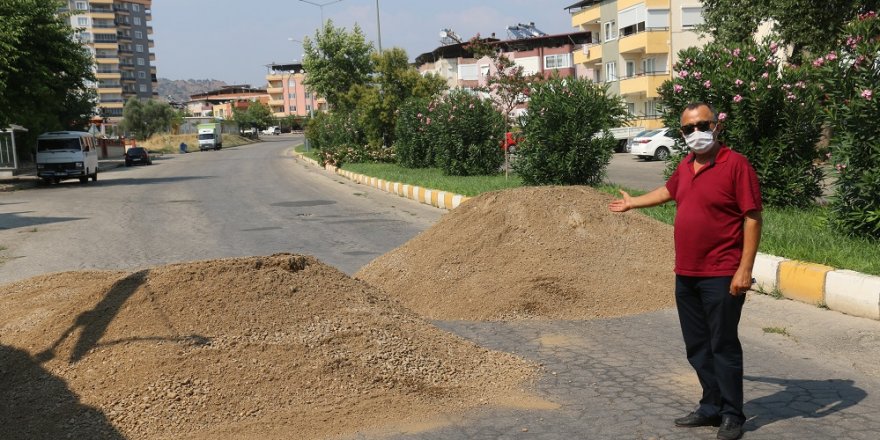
[301,20,374,110]
[0,0,95,134]
[120,98,177,139]
[346,48,447,146]
[701,0,880,62]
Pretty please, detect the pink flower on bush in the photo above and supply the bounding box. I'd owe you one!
[732,48,741,57]
[747,55,757,62]
[685,57,694,66]
[726,61,733,68]
[812,57,825,67]
[417,113,423,118]
[770,42,779,53]
[718,112,728,121]
[795,81,806,89]
[859,11,877,20]
[786,93,797,101]
[826,51,838,61]
[426,117,431,125]
[862,89,873,100]
[762,72,769,79]
[733,94,743,103]
[469,103,475,109]
[679,70,689,78]
[734,79,744,86]
[693,72,702,79]
[673,84,683,93]
[703,80,712,89]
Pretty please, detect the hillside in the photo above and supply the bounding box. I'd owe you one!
[157,78,229,103]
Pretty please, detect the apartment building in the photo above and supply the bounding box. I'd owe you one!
[65,0,157,120]
[186,86,269,118]
[568,0,708,129]
[265,63,326,118]
[415,27,593,93]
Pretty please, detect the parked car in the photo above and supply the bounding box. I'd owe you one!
[124,147,152,166]
[262,126,280,135]
[629,128,678,161]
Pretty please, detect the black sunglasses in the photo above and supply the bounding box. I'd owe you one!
[680,121,715,135]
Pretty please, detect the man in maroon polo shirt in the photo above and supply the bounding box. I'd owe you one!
[609,102,762,440]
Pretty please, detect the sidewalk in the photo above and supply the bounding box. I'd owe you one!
[292,151,880,323]
[0,159,127,191]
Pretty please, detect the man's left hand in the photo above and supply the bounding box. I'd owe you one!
[730,268,753,296]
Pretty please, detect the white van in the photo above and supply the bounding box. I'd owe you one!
[36,131,99,184]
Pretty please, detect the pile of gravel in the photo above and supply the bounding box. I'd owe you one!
[0,254,536,439]
[357,186,676,320]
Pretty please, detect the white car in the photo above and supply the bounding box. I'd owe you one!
[262,126,281,135]
[629,128,678,161]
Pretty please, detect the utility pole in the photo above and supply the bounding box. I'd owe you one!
[375,0,382,52]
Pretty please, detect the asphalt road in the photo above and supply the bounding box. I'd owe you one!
[0,134,442,284]
[605,152,668,192]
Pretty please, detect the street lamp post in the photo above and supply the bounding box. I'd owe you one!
[297,0,344,25]
[375,0,382,52]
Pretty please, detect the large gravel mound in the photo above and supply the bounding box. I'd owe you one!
[0,254,536,439]
[357,186,676,320]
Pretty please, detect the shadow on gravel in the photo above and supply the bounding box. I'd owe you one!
[0,211,86,230]
[36,271,149,364]
[0,344,125,439]
[744,375,867,430]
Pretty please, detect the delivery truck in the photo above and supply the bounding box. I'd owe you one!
[197,123,222,151]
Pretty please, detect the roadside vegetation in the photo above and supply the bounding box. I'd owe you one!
[300,9,879,274]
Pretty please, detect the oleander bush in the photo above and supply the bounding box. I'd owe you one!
[813,12,880,238]
[514,77,629,185]
[658,41,825,208]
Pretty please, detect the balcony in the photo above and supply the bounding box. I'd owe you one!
[618,29,669,55]
[267,87,284,94]
[618,72,670,98]
[95,72,121,80]
[269,99,285,106]
[147,26,153,35]
[98,87,124,94]
[571,5,601,27]
[93,35,118,43]
[95,57,119,64]
[574,43,603,65]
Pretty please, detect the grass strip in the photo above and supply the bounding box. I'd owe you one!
[293,144,321,162]
[341,162,523,197]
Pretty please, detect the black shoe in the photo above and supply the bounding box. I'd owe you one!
[674,411,722,427]
[717,416,744,440]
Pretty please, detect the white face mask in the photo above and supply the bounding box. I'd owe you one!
[684,129,716,153]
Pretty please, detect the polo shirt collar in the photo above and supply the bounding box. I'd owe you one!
[687,143,731,166]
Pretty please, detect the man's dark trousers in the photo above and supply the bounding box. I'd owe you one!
[675,275,747,423]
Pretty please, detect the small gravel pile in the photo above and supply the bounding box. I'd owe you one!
[357,186,676,320]
[0,254,536,439]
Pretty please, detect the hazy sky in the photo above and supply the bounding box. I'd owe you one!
[152,0,580,86]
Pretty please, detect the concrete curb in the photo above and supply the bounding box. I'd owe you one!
[291,151,880,322]
[293,152,470,211]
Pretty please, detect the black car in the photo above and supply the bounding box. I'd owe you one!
[124,147,152,166]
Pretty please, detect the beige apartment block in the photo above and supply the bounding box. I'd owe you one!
[569,0,709,129]
[65,0,157,120]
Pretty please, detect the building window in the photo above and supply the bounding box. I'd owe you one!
[133,17,142,26]
[135,31,143,39]
[458,64,478,81]
[138,71,146,79]
[604,21,617,41]
[77,17,88,26]
[645,100,657,118]
[289,105,297,112]
[625,60,636,78]
[682,6,705,28]
[544,54,572,70]
[139,84,147,93]
[132,3,140,12]
[137,57,145,66]
[480,64,490,76]
[75,1,87,10]
[627,102,636,115]
[288,93,296,99]
[642,58,656,74]
[135,44,144,52]
[288,79,296,87]
[605,61,617,82]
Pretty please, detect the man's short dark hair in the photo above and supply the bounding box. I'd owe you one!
[683,102,718,121]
